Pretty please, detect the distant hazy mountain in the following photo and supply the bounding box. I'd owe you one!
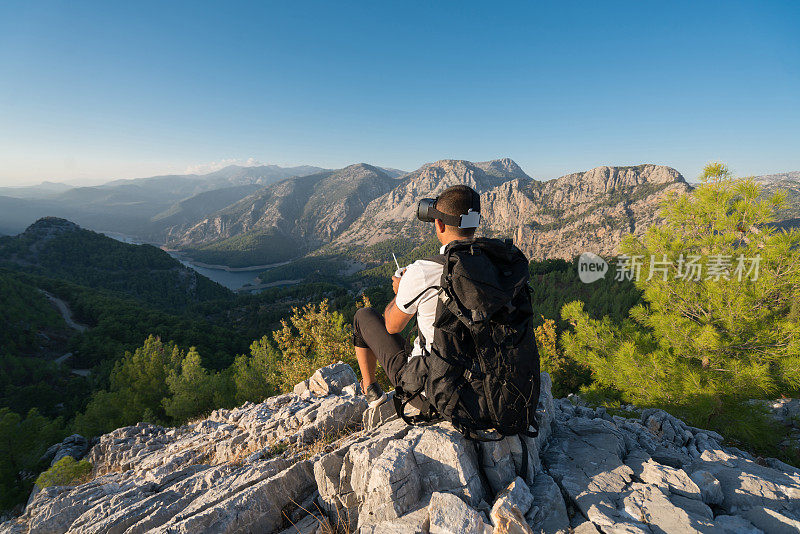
[378,167,409,178]
[100,164,326,193]
[0,164,326,238]
[167,164,398,266]
[150,184,265,229]
[0,181,73,199]
[0,217,231,310]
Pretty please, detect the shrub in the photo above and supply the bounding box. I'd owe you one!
[272,299,358,392]
[35,456,92,488]
[534,317,591,398]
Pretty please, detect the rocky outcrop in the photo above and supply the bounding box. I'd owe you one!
[40,434,90,466]
[4,362,799,533]
[330,161,691,262]
[494,165,691,260]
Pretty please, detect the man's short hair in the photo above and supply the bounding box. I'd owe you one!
[436,185,480,237]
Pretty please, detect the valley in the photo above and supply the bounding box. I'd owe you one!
[2,159,799,521]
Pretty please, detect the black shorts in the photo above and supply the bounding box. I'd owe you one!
[352,306,411,386]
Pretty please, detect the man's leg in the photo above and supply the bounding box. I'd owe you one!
[355,346,379,387]
[352,307,409,387]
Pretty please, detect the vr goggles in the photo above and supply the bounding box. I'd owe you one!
[416,195,481,229]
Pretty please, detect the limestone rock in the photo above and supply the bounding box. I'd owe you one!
[428,491,488,534]
[276,513,320,534]
[2,363,366,534]
[624,450,701,499]
[688,446,800,533]
[713,514,764,534]
[362,390,399,431]
[491,477,534,519]
[5,364,800,534]
[572,519,602,534]
[689,470,723,505]
[621,483,715,532]
[307,361,358,396]
[40,434,89,466]
[526,473,568,534]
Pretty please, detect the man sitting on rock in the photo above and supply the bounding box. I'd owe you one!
[352,185,481,408]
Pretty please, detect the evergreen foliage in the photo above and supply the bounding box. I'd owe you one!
[0,408,64,509]
[186,228,300,267]
[272,299,360,392]
[561,163,800,456]
[0,221,232,311]
[34,456,92,489]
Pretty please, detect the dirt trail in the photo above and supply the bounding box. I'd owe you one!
[40,290,88,332]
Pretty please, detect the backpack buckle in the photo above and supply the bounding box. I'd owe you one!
[465,363,484,381]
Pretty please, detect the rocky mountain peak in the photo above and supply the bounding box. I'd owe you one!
[336,163,389,179]
[547,164,686,196]
[330,158,528,247]
[5,362,798,533]
[414,158,529,190]
[474,157,530,180]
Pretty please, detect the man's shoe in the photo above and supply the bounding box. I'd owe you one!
[365,382,387,409]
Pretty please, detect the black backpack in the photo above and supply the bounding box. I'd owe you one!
[393,237,541,445]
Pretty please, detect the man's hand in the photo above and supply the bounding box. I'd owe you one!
[392,275,401,294]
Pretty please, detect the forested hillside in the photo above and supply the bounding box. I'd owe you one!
[0,218,231,311]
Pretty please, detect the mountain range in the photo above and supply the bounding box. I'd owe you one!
[0,164,328,239]
[165,158,693,265]
[2,161,798,267]
[166,164,400,266]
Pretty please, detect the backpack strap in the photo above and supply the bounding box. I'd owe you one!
[402,285,442,310]
[400,253,446,309]
[393,386,440,425]
[471,439,496,502]
[519,437,529,482]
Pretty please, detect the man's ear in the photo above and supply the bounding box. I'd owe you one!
[435,219,446,234]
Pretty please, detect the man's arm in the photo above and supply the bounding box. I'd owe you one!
[385,275,413,334]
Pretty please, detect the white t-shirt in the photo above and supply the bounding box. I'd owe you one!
[395,244,447,359]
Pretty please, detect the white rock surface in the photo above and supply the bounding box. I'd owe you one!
[3,364,800,534]
[428,491,489,534]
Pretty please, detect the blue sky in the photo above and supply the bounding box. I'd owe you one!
[0,1,798,185]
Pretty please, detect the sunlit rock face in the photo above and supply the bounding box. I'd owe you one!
[3,363,799,534]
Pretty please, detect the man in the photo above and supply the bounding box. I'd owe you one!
[352,185,481,408]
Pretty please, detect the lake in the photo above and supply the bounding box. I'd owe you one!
[166,252,262,290]
[101,231,264,291]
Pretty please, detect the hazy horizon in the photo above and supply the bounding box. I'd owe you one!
[2,158,800,190]
[1,1,799,186]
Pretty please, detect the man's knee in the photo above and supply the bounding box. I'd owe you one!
[354,306,381,328]
[353,307,381,348]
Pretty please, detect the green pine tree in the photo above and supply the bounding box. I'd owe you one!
[561,163,800,451]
